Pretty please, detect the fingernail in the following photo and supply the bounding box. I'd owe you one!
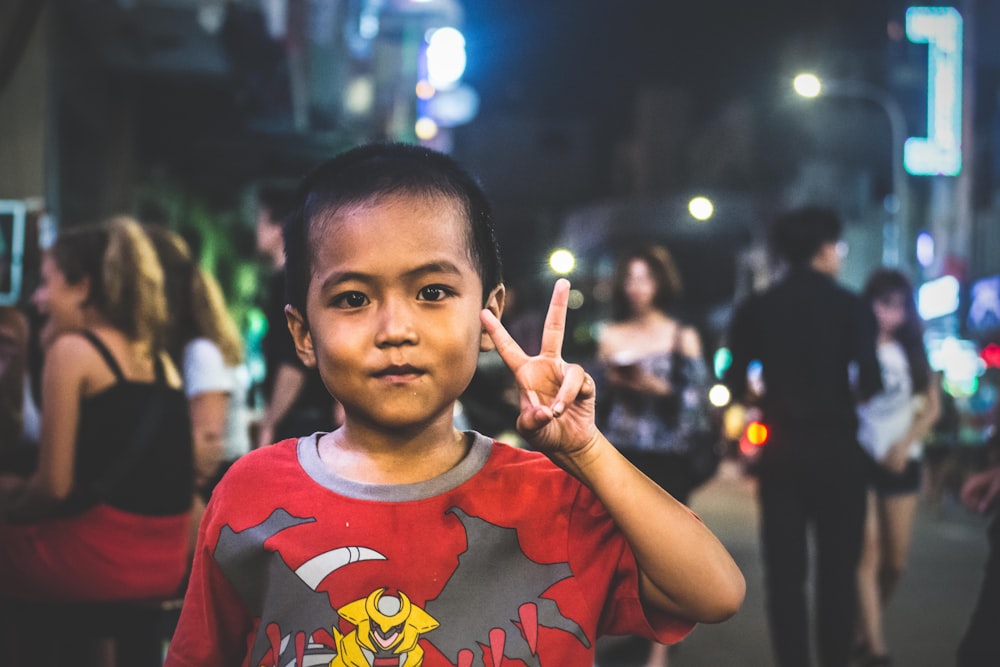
[553,402,564,416]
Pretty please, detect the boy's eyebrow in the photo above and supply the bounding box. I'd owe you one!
[401,261,465,280]
[319,261,466,291]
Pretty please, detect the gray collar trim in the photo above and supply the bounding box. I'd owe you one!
[297,430,493,502]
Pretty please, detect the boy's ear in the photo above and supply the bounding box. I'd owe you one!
[480,284,506,352]
[284,305,317,368]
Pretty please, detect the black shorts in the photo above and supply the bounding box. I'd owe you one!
[871,459,922,497]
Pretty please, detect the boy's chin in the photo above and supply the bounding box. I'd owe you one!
[345,405,458,433]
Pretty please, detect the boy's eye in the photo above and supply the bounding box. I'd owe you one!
[418,285,451,302]
[332,291,369,308]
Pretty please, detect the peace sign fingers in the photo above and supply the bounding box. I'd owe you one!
[538,278,571,360]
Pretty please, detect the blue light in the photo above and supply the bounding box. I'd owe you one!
[903,6,963,176]
[916,231,935,267]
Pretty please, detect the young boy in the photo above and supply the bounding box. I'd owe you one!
[165,143,744,667]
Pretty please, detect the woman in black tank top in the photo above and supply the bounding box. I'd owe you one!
[0,217,194,605]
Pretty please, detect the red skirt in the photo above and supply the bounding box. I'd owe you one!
[0,503,190,602]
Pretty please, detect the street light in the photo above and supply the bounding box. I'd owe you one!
[688,196,714,221]
[549,248,576,275]
[793,73,910,269]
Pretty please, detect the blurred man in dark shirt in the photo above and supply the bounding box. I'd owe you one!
[957,402,1000,666]
[255,186,338,448]
[723,206,882,667]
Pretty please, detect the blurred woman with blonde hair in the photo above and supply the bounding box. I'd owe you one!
[145,225,251,508]
[0,216,193,604]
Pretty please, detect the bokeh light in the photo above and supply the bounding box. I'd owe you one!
[549,249,576,275]
[708,383,731,407]
[426,27,466,90]
[793,72,822,98]
[415,79,436,100]
[916,231,935,267]
[688,196,714,221]
[414,117,439,140]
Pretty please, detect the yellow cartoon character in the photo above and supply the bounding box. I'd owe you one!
[331,588,439,667]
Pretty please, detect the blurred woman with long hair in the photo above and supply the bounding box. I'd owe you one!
[146,226,250,496]
[855,267,941,666]
[595,244,710,667]
[0,216,193,604]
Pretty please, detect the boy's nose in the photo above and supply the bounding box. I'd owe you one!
[374,300,418,347]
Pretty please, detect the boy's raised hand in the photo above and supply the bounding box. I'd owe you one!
[481,279,599,456]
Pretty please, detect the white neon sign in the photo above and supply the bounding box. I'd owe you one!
[903,6,963,176]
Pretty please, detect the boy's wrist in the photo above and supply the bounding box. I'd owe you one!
[549,431,611,482]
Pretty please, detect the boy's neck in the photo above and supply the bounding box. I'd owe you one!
[317,418,470,485]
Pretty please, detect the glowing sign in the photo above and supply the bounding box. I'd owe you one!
[0,200,26,306]
[903,6,963,176]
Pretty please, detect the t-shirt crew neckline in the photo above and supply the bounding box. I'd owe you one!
[297,430,494,502]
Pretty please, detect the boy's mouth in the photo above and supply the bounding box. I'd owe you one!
[373,364,424,380]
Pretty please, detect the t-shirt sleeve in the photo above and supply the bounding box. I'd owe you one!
[567,482,695,645]
[164,480,256,666]
[184,339,234,398]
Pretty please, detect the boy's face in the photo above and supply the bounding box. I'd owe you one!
[286,192,503,432]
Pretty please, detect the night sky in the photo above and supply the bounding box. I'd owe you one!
[461,0,891,127]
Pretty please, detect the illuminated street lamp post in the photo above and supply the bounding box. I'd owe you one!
[793,73,910,268]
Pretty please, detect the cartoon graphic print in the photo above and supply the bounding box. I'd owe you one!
[331,589,439,667]
[424,509,589,666]
[213,507,591,667]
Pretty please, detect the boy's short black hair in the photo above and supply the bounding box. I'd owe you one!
[769,206,843,265]
[283,142,503,316]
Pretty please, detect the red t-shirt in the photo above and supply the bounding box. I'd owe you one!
[166,433,693,667]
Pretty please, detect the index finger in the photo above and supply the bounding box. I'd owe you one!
[480,308,531,373]
[539,279,570,359]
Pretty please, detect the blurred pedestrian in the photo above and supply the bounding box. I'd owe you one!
[722,206,883,667]
[956,402,1000,666]
[0,217,193,648]
[254,185,340,448]
[0,305,39,459]
[148,227,251,489]
[146,226,251,544]
[596,244,712,667]
[854,268,941,666]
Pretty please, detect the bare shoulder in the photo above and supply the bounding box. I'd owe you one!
[595,320,622,355]
[43,332,103,386]
[46,331,101,365]
[677,324,703,357]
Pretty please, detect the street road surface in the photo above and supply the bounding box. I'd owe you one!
[597,460,991,667]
